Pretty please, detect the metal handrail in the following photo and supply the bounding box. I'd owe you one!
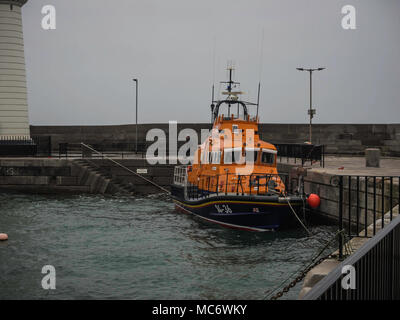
[302,213,400,300]
[182,172,291,200]
[81,143,170,194]
[58,141,148,159]
[273,143,325,167]
[173,165,188,186]
[333,175,400,257]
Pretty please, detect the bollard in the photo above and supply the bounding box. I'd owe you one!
[365,148,380,168]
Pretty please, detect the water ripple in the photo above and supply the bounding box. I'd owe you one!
[0,192,337,300]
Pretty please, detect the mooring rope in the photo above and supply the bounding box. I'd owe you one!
[80,143,171,195]
[283,195,313,237]
[283,194,337,250]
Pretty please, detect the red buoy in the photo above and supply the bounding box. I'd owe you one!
[0,233,8,241]
[307,194,321,208]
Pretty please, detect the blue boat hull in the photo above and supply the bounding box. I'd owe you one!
[171,185,304,232]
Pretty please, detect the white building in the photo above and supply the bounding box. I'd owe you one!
[0,0,29,140]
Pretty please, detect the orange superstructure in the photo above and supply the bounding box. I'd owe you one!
[170,64,305,232]
[186,66,285,196]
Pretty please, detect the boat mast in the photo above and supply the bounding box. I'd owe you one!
[227,66,232,117]
[256,82,260,119]
[210,84,215,124]
[256,28,264,120]
[220,63,239,117]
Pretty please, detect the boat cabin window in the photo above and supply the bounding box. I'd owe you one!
[261,149,277,165]
[217,102,247,121]
[244,148,259,163]
[208,151,221,164]
[224,148,242,164]
[200,148,206,164]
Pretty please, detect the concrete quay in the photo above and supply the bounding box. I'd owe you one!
[279,155,400,226]
[279,155,400,299]
[0,157,174,194]
[0,154,399,197]
[301,155,400,176]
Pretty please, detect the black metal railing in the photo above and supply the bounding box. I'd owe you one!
[273,143,325,167]
[336,175,400,259]
[58,142,148,159]
[0,137,37,157]
[32,135,52,157]
[0,136,51,157]
[302,213,400,300]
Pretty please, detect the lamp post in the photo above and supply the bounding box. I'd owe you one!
[296,67,325,144]
[133,78,138,153]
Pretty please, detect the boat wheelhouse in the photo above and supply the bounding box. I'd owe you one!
[171,65,304,231]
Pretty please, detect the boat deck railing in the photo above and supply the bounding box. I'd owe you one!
[173,167,297,200]
[173,165,188,186]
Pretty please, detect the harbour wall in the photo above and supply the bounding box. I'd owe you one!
[279,163,399,227]
[0,158,174,194]
[30,123,400,156]
[1,158,397,230]
[0,159,88,193]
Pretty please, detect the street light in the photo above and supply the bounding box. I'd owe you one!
[133,78,138,153]
[296,67,325,144]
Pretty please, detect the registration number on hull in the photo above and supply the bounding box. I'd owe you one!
[215,204,232,214]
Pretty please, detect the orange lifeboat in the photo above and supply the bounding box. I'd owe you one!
[171,66,304,231]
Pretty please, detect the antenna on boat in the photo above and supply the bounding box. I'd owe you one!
[256,82,261,118]
[211,36,217,123]
[210,84,215,123]
[256,28,264,119]
[221,61,242,100]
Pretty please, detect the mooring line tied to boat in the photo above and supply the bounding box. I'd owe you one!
[284,194,341,250]
[283,194,313,237]
[80,143,171,196]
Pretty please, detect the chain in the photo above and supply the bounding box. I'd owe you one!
[266,230,345,300]
[269,254,331,300]
[340,231,354,258]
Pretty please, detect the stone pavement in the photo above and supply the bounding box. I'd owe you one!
[280,155,400,176]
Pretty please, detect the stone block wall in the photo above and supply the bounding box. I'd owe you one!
[0,159,90,193]
[278,163,400,227]
[0,158,175,194]
[30,123,400,156]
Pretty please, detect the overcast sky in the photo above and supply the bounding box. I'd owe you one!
[22,0,400,125]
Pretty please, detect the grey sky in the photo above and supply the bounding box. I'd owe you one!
[22,0,400,125]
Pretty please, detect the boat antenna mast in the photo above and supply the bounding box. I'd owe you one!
[210,37,216,124]
[210,61,260,123]
[256,28,264,119]
[211,61,241,123]
[221,61,241,100]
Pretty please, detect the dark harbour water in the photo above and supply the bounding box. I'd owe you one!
[0,192,337,300]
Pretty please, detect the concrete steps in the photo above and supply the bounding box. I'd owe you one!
[73,159,135,195]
